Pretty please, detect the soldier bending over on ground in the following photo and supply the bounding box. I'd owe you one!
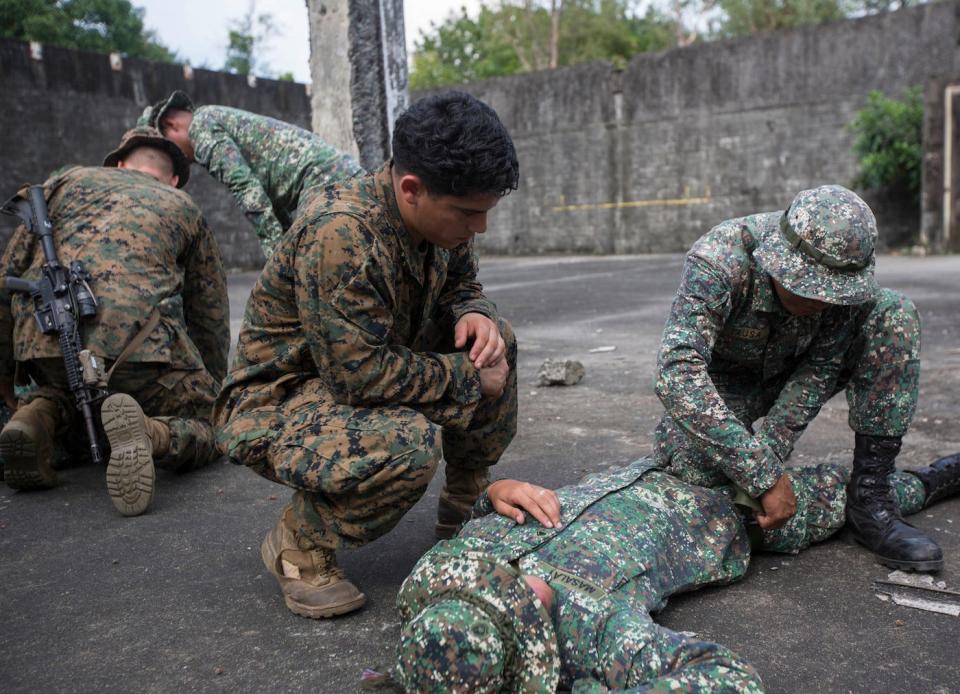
[654,185,941,571]
[392,452,960,693]
[139,90,363,257]
[0,126,229,516]
[214,91,521,619]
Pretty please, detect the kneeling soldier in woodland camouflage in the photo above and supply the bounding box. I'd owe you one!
[139,90,363,258]
[390,450,960,692]
[654,185,941,571]
[214,91,521,619]
[0,126,229,516]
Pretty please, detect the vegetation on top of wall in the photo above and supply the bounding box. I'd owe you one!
[849,87,923,201]
[410,0,928,89]
[0,0,176,62]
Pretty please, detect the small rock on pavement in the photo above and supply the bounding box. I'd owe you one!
[537,359,585,386]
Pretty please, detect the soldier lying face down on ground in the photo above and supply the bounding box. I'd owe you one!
[389,452,960,693]
[0,126,229,516]
[139,89,363,257]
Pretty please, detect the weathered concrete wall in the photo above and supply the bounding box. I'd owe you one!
[307,0,408,171]
[921,77,960,252]
[421,1,960,254]
[0,38,312,269]
[306,0,359,160]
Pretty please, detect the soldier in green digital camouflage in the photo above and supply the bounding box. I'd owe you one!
[137,90,363,257]
[389,450,960,693]
[214,91,521,619]
[653,185,942,571]
[0,126,229,516]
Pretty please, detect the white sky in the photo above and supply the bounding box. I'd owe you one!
[136,0,482,83]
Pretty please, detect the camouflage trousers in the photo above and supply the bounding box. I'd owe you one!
[550,466,926,693]
[656,288,921,482]
[19,358,219,471]
[260,319,519,550]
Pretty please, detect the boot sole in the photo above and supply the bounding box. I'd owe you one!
[0,425,57,490]
[876,555,943,573]
[260,528,367,619]
[102,394,154,517]
[850,535,944,572]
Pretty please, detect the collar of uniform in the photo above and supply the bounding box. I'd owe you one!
[374,161,428,285]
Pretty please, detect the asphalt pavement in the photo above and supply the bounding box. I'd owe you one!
[1,254,958,693]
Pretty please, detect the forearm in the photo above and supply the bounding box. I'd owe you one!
[656,352,782,497]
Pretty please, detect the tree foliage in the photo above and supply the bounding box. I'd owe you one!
[410,0,931,88]
[710,0,847,36]
[223,3,277,77]
[410,0,677,90]
[849,87,923,198]
[0,0,176,61]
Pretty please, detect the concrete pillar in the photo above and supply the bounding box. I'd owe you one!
[306,0,408,171]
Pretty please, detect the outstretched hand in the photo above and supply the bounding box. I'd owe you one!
[487,479,561,528]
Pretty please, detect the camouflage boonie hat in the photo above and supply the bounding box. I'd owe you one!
[754,184,878,305]
[136,89,195,129]
[103,126,190,188]
[396,543,559,693]
[397,600,507,693]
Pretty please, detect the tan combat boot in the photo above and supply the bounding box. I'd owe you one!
[101,393,158,517]
[260,506,366,619]
[0,397,60,490]
[435,466,490,539]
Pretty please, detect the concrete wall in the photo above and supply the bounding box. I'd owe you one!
[0,38,312,269]
[1,2,955,267]
[423,1,960,254]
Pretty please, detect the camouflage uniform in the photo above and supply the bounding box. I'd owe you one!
[0,166,229,471]
[139,93,363,256]
[654,188,919,499]
[214,163,517,551]
[396,458,930,693]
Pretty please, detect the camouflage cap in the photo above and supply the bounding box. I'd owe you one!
[397,600,506,693]
[395,543,559,693]
[136,89,195,129]
[102,126,190,188]
[754,184,879,305]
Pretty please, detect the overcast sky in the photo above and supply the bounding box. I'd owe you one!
[136,0,482,82]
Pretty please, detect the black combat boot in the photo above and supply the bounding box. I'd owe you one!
[909,453,960,508]
[846,434,943,572]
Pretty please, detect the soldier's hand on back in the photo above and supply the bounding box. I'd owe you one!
[479,359,509,398]
[487,479,562,528]
[756,473,797,530]
[455,312,506,368]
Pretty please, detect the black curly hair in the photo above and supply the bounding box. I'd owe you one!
[392,90,519,198]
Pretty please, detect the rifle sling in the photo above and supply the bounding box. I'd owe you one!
[105,307,161,385]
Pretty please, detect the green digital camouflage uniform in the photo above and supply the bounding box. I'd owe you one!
[140,94,363,256]
[0,166,229,470]
[214,163,518,550]
[395,458,929,693]
[654,191,919,499]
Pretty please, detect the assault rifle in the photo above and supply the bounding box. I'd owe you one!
[1,185,109,464]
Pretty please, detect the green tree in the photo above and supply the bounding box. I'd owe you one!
[410,0,677,90]
[849,87,923,200]
[710,0,847,36]
[0,0,176,61]
[223,2,276,76]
